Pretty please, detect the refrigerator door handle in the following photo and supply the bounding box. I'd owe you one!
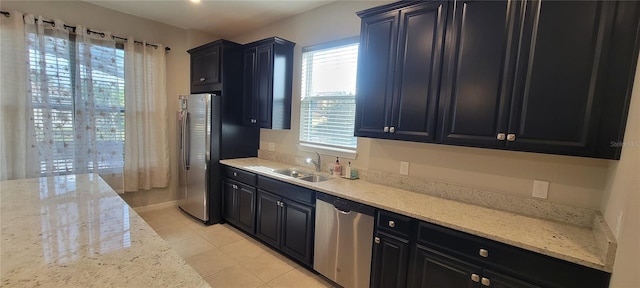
[185,112,191,170]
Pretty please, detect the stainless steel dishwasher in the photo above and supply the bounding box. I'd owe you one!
[314,193,375,288]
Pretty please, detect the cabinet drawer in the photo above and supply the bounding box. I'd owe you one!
[224,166,256,186]
[257,176,315,205]
[376,210,413,238]
[417,221,610,288]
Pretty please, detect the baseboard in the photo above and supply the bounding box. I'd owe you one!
[133,200,179,213]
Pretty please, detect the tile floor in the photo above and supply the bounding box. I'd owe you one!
[138,207,335,288]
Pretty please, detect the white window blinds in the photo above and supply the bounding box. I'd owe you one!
[300,40,359,150]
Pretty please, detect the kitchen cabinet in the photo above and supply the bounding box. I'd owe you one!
[355,1,446,142]
[357,0,640,159]
[188,41,223,93]
[255,176,315,266]
[371,232,410,288]
[242,37,295,129]
[409,221,611,288]
[371,210,414,288]
[222,167,257,234]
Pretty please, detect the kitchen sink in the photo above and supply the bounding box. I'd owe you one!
[299,175,331,182]
[272,168,331,182]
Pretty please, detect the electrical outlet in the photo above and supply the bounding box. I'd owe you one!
[532,180,549,199]
[400,161,409,175]
[268,142,275,151]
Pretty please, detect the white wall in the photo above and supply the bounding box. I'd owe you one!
[0,1,219,206]
[601,55,640,288]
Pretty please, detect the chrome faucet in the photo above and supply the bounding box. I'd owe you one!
[306,152,322,172]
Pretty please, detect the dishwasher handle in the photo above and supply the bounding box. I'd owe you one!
[334,206,352,214]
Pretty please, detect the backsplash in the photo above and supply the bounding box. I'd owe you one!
[258,149,595,227]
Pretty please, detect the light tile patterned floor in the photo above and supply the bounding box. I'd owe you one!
[138,207,335,288]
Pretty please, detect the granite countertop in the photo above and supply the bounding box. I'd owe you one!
[221,157,614,272]
[0,174,210,287]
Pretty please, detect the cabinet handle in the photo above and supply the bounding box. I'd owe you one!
[471,274,480,283]
[388,220,395,228]
[481,277,491,286]
[507,134,516,141]
[479,249,489,258]
[383,126,389,133]
[496,133,506,141]
[374,237,380,244]
[199,77,206,82]
[389,126,395,133]
[232,184,238,189]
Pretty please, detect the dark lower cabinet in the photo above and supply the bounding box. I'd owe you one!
[255,186,315,267]
[256,189,281,248]
[410,245,540,288]
[280,199,314,265]
[371,231,410,288]
[222,178,256,234]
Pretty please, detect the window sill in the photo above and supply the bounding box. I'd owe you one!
[297,143,357,160]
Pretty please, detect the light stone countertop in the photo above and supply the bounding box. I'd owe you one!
[221,157,613,272]
[0,174,210,288]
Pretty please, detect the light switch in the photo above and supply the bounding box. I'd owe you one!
[400,161,409,175]
[532,180,549,199]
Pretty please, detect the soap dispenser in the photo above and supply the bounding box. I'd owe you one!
[334,157,342,176]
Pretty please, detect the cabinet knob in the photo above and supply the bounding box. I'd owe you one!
[479,249,489,258]
[481,277,491,286]
[199,77,206,82]
[496,133,506,141]
[251,119,257,124]
[471,274,480,283]
[383,126,389,132]
[233,184,238,189]
[389,126,395,133]
[374,237,380,244]
[388,220,395,228]
[507,134,516,141]
[233,172,238,176]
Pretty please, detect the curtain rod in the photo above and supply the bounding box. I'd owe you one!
[1,10,171,51]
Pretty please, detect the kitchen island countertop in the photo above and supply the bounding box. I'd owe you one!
[0,174,210,287]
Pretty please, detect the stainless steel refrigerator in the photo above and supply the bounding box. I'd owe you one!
[177,93,258,224]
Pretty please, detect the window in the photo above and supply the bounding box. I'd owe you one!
[299,39,359,152]
[27,31,125,176]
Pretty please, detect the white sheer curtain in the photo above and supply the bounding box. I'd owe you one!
[0,11,34,181]
[123,38,169,192]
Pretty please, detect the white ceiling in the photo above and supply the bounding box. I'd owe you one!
[86,0,335,38]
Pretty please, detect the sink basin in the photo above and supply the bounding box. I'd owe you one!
[299,175,331,182]
[272,168,308,178]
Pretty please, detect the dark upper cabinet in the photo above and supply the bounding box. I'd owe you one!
[189,43,221,93]
[242,37,295,129]
[355,1,447,142]
[507,0,616,157]
[357,0,640,159]
[439,0,521,148]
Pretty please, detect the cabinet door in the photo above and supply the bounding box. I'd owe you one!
[355,10,399,139]
[371,232,410,288]
[256,44,274,128]
[237,182,256,234]
[390,1,447,142]
[508,0,613,155]
[190,45,220,93]
[256,189,281,248]
[482,270,541,288]
[409,244,481,288]
[222,179,238,224]
[242,48,258,125]
[280,199,314,266]
[439,0,520,147]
